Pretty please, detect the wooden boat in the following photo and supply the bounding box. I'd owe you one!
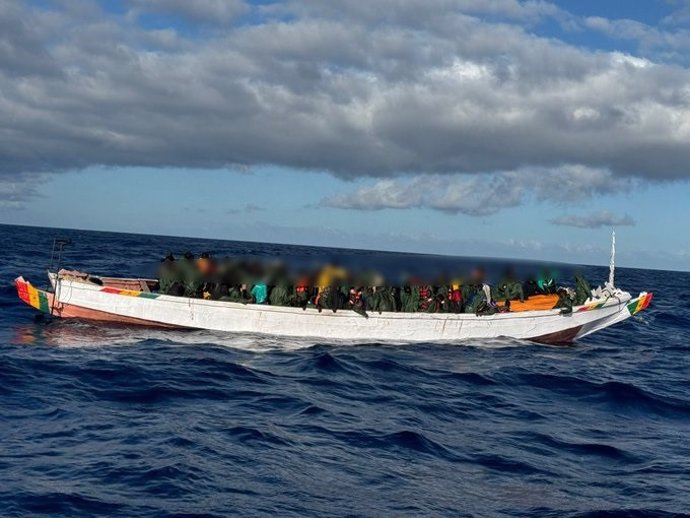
[14,268,652,345]
[14,233,652,345]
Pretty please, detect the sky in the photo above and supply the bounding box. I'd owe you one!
[1,0,690,271]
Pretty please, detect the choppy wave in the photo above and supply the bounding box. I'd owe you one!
[1,224,689,517]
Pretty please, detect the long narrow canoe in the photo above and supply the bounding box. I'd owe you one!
[14,270,653,345]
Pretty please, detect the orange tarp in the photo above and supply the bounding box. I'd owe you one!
[506,294,559,312]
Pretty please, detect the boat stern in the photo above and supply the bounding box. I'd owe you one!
[15,276,52,314]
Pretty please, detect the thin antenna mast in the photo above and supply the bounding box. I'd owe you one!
[608,230,616,288]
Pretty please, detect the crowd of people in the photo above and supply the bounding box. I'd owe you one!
[157,252,593,317]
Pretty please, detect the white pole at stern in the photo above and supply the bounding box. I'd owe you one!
[608,230,616,288]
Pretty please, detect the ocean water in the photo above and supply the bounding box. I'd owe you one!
[0,224,688,517]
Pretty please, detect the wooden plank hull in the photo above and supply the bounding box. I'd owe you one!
[15,274,652,345]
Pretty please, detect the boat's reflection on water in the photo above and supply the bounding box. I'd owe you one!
[11,319,528,352]
[11,319,323,351]
[12,319,154,348]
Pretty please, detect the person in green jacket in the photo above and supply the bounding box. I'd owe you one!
[376,286,396,313]
[401,285,420,313]
[269,284,292,306]
[367,286,395,313]
[494,280,525,303]
[574,273,592,305]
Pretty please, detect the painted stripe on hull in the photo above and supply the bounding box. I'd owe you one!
[52,299,184,329]
[16,278,181,329]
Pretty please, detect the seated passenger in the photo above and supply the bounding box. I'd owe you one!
[293,278,310,309]
[250,282,268,304]
[418,285,434,312]
[523,274,555,297]
[347,286,367,317]
[495,268,525,302]
[553,287,574,314]
[315,265,346,312]
[375,286,396,313]
[180,251,202,297]
[447,284,463,313]
[536,270,557,295]
[464,283,496,314]
[495,280,525,302]
[158,253,179,295]
[574,273,592,305]
[269,283,292,306]
[427,286,449,313]
[196,252,216,277]
[316,285,340,312]
[400,285,420,313]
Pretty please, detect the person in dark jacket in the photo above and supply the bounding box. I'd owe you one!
[554,287,574,314]
[179,251,202,297]
[158,253,178,295]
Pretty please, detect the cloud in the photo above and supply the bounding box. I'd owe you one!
[322,165,631,216]
[583,15,690,59]
[2,0,690,202]
[0,172,49,210]
[549,211,636,229]
[226,203,264,215]
[126,0,249,25]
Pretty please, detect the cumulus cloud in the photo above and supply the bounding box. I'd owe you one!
[2,0,690,203]
[127,0,249,25]
[549,211,636,229]
[322,165,631,216]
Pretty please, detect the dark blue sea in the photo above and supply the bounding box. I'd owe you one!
[0,224,688,517]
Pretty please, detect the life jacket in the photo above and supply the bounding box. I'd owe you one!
[419,286,432,310]
[449,288,462,303]
[349,287,363,306]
